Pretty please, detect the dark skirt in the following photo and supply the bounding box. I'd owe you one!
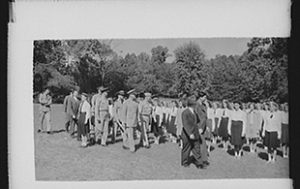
[218,117,229,139]
[230,120,243,146]
[281,123,289,145]
[212,117,219,136]
[151,115,163,137]
[78,112,89,137]
[162,113,166,126]
[204,119,213,139]
[264,131,279,149]
[167,116,177,135]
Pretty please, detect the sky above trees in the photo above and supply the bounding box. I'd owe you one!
[106,38,251,62]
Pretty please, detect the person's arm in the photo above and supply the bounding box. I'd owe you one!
[63,96,68,112]
[38,94,46,105]
[277,113,282,139]
[123,102,128,126]
[83,102,91,124]
[182,110,195,139]
[242,112,246,137]
[46,96,52,106]
[227,110,232,136]
[138,102,142,122]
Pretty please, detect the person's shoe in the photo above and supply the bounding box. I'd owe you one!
[182,164,190,168]
[145,145,150,149]
[203,161,210,166]
[46,131,52,134]
[122,145,129,150]
[37,129,41,133]
[101,144,107,147]
[196,164,207,169]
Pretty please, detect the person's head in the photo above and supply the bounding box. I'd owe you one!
[197,91,207,103]
[153,99,158,106]
[144,92,152,101]
[73,90,78,97]
[127,89,136,100]
[117,90,125,100]
[43,88,50,95]
[284,103,289,112]
[255,103,261,110]
[249,103,254,110]
[102,91,108,98]
[178,100,183,108]
[234,102,241,110]
[269,102,277,112]
[81,93,88,101]
[187,97,196,108]
[222,100,228,109]
[212,101,217,109]
[228,102,234,110]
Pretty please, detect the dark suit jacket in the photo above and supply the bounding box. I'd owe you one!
[66,96,79,117]
[181,108,200,140]
[195,102,207,131]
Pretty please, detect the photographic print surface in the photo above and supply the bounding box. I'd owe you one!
[33,38,289,181]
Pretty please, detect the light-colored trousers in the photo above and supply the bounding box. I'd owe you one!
[140,115,150,146]
[97,111,110,145]
[123,127,135,152]
[39,110,51,132]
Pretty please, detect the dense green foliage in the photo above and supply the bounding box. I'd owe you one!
[33,38,288,103]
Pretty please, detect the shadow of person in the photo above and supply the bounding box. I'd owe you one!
[257,143,264,149]
[51,129,66,134]
[227,149,235,156]
[242,145,250,152]
[276,149,284,157]
[258,152,269,161]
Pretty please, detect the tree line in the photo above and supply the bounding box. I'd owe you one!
[33,38,288,103]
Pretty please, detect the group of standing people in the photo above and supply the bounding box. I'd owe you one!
[37,86,289,169]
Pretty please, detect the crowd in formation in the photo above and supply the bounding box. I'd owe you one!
[37,86,289,169]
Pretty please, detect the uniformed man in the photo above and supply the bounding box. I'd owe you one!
[96,89,110,146]
[38,88,52,134]
[63,90,73,132]
[92,86,107,143]
[112,90,126,143]
[122,89,139,152]
[194,91,209,166]
[138,92,153,148]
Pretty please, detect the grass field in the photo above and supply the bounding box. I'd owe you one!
[34,104,289,181]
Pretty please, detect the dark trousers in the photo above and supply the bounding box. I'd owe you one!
[200,134,208,162]
[181,131,203,166]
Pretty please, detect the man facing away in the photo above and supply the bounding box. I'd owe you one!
[68,90,80,138]
[38,88,52,134]
[122,89,139,152]
[181,97,207,169]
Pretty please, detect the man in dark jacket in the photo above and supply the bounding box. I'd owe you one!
[194,91,209,165]
[181,97,207,169]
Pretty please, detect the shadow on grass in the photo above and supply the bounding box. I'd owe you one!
[227,149,235,156]
[51,129,66,134]
[258,152,268,161]
[257,143,265,149]
[242,146,250,152]
[277,149,284,157]
[209,146,215,152]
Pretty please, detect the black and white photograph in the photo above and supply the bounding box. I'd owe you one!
[8,0,292,188]
[32,37,289,180]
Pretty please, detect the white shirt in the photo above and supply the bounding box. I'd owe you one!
[80,100,91,124]
[221,108,231,118]
[207,108,214,119]
[264,111,281,133]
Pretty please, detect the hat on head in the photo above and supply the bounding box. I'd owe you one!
[81,92,88,97]
[127,89,136,95]
[144,92,152,97]
[187,97,196,107]
[117,90,125,96]
[97,86,108,92]
[152,94,158,100]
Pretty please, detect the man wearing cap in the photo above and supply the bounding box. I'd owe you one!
[138,92,153,148]
[63,90,73,132]
[38,88,52,134]
[113,90,126,143]
[96,89,110,146]
[122,89,139,152]
[194,91,209,166]
[92,86,106,143]
[181,97,207,169]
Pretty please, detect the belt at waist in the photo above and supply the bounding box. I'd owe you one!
[141,114,151,116]
[99,109,109,112]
